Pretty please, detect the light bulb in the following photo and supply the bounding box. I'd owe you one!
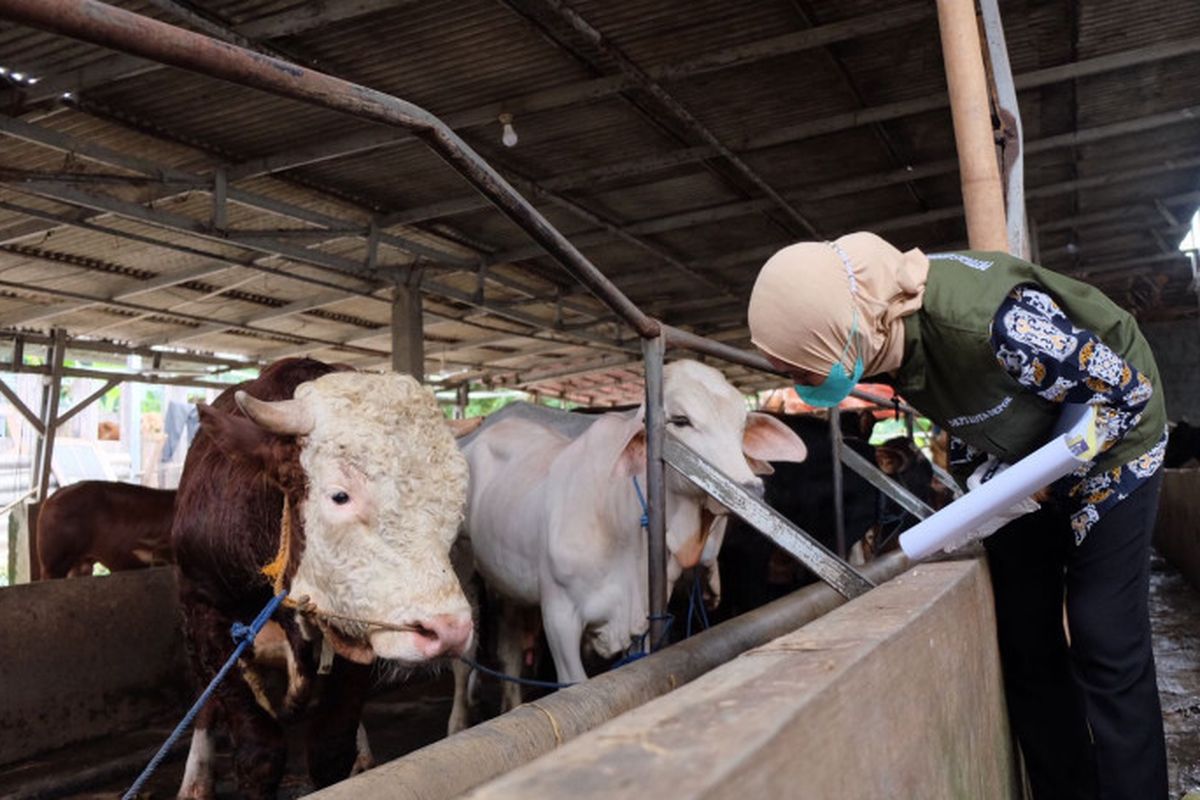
[498,112,518,148]
[11,72,23,82]
[27,76,39,84]
[0,67,8,75]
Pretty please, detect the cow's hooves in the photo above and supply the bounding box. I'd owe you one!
[447,712,469,736]
[177,783,216,800]
[350,753,376,776]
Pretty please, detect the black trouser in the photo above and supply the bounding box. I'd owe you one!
[983,469,1167,800]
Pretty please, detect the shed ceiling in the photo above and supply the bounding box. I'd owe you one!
[0,0,1197,404]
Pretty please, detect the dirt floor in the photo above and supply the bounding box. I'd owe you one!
[3,552,1199,799]
[1151,552,1200,798]
[0,670,458,799]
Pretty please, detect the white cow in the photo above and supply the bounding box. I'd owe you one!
[449,360,806,728]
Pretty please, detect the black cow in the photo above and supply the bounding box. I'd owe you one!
[1165,420,1199,468]
[710,414,935,622]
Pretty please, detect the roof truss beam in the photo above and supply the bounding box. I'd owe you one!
[155,289,353,345]
[0,113,631,337]
[227,34,1200,193]
[0,260,233,327]
[420,104,1200,268]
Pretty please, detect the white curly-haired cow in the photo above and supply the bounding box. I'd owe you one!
[173,359,472,797]
[449,360,807,727]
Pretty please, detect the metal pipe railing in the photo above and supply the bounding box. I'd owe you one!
[0,0,660,339]
[2,0,929,651]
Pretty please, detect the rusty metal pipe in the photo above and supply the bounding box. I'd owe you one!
[0,0,659,338]
[936,0,1009,251]
[660,325,921,415]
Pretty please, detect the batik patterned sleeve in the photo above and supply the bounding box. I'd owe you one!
[989,284,1163,544]
[988,284,1152,452]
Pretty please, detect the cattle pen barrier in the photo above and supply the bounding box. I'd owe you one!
[308,551,910,800]
[0,0,1020,794]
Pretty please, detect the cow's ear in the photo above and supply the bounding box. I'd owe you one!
[743,412,807,472]
[616,428,647,476]
[197,403,280,471]
[746,457,774,476]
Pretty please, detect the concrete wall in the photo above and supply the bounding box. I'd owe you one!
[0,567,187,766]
[1156,468,1200,592]
[464,560,1017,800]
[1142,319,1200,422]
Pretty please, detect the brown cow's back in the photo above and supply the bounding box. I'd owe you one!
[171,358,342,611]
[37,481,176,579]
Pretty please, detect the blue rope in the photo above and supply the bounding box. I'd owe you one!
[458,656,575,690]
[612,612,675,667]
[463,478,672,687]
[122,590,288,800]
[635,475,711,641]
[631,474,650,528]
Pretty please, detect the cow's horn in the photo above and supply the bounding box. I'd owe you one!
[235,391,315,436]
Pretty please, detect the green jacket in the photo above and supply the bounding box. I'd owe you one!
[894,250,1165,471]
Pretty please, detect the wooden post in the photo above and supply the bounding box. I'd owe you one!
[936,0,1009,251]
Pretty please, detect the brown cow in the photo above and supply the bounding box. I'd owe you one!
[173,358,472,798]
[36,481,176,579]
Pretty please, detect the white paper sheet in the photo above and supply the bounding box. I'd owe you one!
[899,404,1101,560]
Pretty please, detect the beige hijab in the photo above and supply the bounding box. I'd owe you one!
[747,232,930,378]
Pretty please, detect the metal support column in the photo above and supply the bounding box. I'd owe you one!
[455,383,470,419]
[641,335,669,648]
[211,166,227,230]
[392,281,425,382]
[28,328,66,581]
[979,0,1029,258]
[829,411,846,558]
[33,329,65,503]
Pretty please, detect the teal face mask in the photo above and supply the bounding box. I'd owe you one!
[795,314,864,408]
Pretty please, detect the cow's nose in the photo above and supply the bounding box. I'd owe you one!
[413,613,474,658]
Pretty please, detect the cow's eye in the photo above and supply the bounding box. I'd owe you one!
[331,491,351,505]
[668,415,692,427]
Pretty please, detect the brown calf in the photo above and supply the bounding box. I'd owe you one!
[36,481,175,579]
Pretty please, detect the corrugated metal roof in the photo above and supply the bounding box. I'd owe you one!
[0,0,1195,400]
